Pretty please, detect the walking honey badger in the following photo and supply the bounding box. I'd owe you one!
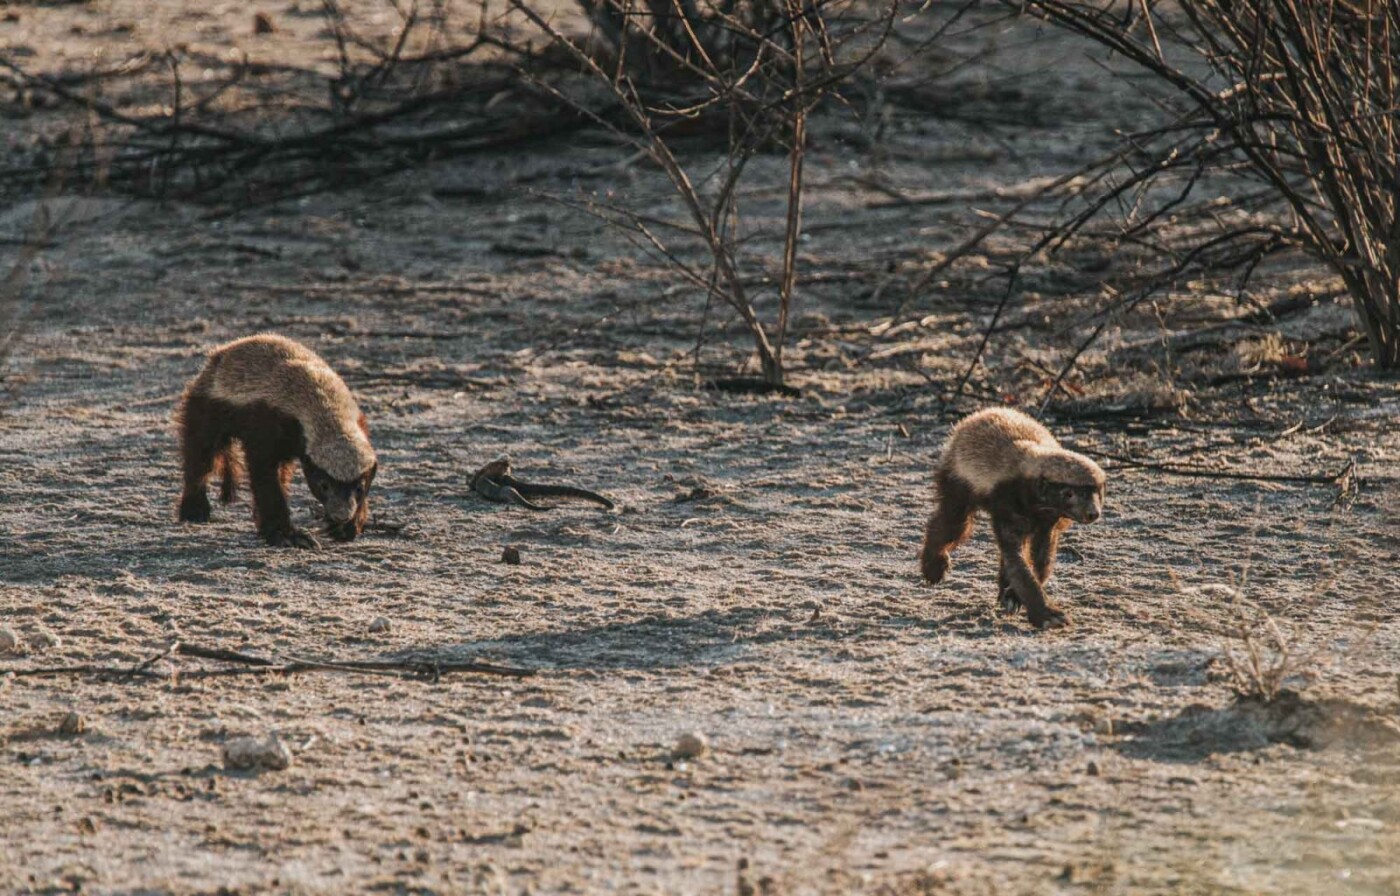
[919,408,1105,629]
[175,334,377,549]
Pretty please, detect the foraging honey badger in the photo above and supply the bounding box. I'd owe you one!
[176,334,377,549]
[919,408,1104,629]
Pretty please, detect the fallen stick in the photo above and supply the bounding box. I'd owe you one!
[1080,448,1351,485]
[7,664,163,680]
[471,457,614,511]
[8,642,534,681]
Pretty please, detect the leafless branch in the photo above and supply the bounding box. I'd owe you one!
[11,641,534,681]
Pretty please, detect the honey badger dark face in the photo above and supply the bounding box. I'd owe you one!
[303,459,377,541]
[1036,477,1103,524]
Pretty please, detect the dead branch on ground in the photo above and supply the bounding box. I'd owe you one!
[1078,448,1352,486]
[9,641,534,682]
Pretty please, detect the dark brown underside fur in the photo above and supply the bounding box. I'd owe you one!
[175,394,369,546]
[919,469,1072,629]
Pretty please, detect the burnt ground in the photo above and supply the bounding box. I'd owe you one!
[2,3,1400,894]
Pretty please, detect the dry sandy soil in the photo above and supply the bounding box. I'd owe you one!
[3,3,1400,894]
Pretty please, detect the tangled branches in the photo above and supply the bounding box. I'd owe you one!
[515,0,898,388]
[1013,0,1400,369]
[0,2,582,204]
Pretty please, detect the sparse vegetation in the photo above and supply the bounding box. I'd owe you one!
[1201,583,1321,702]
[510,0,899,389]
[2,2,1399,892]
[1012,0,1400,370]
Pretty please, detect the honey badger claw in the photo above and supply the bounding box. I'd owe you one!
[470,458,613,511]
[266,527,321,550]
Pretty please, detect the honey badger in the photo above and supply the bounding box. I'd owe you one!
[176,334,378,549]
[919,408,1105,629]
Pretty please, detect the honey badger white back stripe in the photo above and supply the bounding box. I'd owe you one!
[943,407,1104,494]
[195,334,376,482]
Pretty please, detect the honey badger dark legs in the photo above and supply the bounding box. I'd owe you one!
[919,470,975,585]
[1031,519,1070,585]
[920,468,1071,630]
[177,395,225,524]
[992,514,1068,630]
[176,392,325,549]
[246,445,318,550]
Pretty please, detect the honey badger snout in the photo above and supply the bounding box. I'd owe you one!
[1072,489,1102,524]
[305,465,363,526]
[320,485,359,523]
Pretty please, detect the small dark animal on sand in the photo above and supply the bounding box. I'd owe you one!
[176,333,378,549]
[919,408,1105,630]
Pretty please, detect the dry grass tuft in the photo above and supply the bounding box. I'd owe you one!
[1212,589,1318,702]
[1173,575,1339,703]
[1233,333,1289,373]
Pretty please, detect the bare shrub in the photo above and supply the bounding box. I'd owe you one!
[512,0,898,389]
[1232,332,1288,372]
[0,2,551,202]
[1174,575,1347,703]
[1212,587,1316,702]
[1011,1,1400,370]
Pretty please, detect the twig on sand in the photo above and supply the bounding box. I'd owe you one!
[9,642,534,682]
[1081,448,1352,485]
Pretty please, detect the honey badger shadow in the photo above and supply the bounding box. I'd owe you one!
[919,408,1105,630]
[176,334,378,550]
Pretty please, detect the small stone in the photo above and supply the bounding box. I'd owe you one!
[58,712,86,736]
[253,12,276,34]
[501,546,521,565]
[0,627,19,654]
[1079,709,1114,736]
[672,732,708,760]
[223,734,292,771]
[1086,760,1100,777]
[30,629,61,650]
[368,616,391,634]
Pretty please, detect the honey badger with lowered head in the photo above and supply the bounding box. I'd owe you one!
[176,334,378,549]
[919,408,1105,629]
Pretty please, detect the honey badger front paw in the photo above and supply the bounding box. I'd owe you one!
[178,493,212,523]
[264,527,320,550]
[1029,606,1069,630]
[921,552,951,585]
[998,585,1024,615]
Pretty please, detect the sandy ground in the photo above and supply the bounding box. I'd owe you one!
[3,3,1400,895]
